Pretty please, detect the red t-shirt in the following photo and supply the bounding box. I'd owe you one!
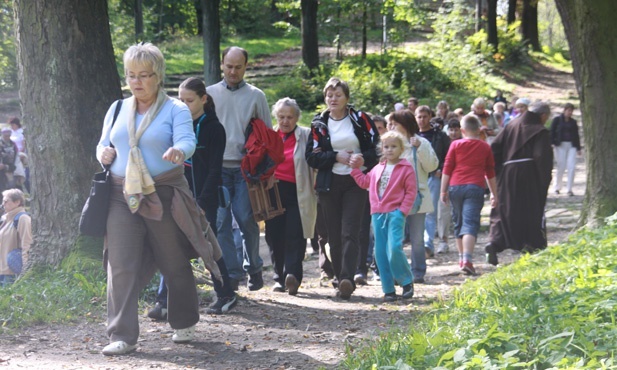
[274,130,296,183]
[442,138,495,188]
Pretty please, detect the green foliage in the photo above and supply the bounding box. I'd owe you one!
[0,1,17,90]
[343,222,617,369]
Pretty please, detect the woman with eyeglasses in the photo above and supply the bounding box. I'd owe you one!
[96,43,222,355]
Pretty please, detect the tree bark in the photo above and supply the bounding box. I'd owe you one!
[202,0,221,86]
[13,0,122,266]
[554,0,617,226]
[487,0,498,51]
[301,0,319,70]
[134,0,143,41]
[507,0,517,24]
[522,0,540,51]
[475,0,482,33]
[361,3,367,60]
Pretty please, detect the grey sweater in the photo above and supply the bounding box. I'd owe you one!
[207,80,272,167]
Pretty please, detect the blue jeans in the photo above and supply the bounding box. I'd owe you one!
[449,184,485,238]
[216,168,263,280]
[424,174,441,252]
[372,210,413,294]
[0,275,15,287]
[407,213,427,280]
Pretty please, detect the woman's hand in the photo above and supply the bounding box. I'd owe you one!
[349,153,364,169]
[163,147,185,165]
[410,136,421,148]
[100,146,117,166]
[336,150,353,165]
[490,194,497,208]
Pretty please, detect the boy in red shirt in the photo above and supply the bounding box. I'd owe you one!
[440,115,498,275]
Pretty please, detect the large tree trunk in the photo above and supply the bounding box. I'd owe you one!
[521,0,540,51]
[13,0,122,266]
[301,0,319,70]
[487,0,498,51]
[554,1,617,226]
[361,3,367,60]
[202,0,221,86]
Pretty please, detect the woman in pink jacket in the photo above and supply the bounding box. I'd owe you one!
[350,131,417,302]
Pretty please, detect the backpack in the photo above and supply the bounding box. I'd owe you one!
[6,211,28,275]
[240,118,285,184]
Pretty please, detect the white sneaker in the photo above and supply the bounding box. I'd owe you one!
[172,325,196,343]
[102,341,137,356]
[436,241,449,254]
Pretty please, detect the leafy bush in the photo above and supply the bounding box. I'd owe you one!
[343,222,617,369]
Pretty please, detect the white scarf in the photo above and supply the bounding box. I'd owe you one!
[124,89,169,212]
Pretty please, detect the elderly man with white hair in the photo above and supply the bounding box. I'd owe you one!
[485,101,553,266]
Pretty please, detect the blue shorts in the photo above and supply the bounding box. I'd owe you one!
[449,184,485,238]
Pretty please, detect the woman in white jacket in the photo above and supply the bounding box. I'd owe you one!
[388,110,438,283]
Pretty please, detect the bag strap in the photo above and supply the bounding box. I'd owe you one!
[108,99,123,149]
[412,144,420,187]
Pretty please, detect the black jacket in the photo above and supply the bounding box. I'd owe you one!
[305,106,379,192]
[184,108,226,225]
[550,114,581,150]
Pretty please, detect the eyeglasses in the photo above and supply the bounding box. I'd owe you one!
[126,72,156,82]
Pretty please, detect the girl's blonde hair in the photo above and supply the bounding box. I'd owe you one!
[378,130,410,161]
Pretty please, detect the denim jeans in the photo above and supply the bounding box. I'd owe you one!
[407,212,427,280]
[449,184,485,238]
[424,174,441,251]
[216,167,263,280]
[0,275,15,287]
[372,210,413,295]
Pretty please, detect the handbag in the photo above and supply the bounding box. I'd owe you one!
[7,248,22,275]
[410,145,423,214]
[78,99,123,237]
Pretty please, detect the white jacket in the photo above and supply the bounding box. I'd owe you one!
[402,135,438,214]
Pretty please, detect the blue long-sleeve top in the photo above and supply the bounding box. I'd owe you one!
[97,98,196,177]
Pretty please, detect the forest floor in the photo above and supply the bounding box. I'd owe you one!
[0,50,583,369]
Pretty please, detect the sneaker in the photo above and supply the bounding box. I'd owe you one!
[461,261,476,275]
[229,278,240,292]
[172,325,196,343]
[247,272,264,291]
[206,294,238,315]
[424,247,434,258]
[320,271,333,280]
[354,273,368,286]
[272,282,285,293]
[102,341,136,356]
[413,277,425,284]
[285,274,300,296]
[485,243,499,266]
[402,283,414,299]
[436,241,449,254]
[459,260,463,268]
[338,279,354,300]
[567,191,574,197]
[147,302,167,321]
[383,292,397,303]
[555,190,560,195]
[371,273,381,282]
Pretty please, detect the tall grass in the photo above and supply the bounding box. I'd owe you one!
[343,220,617,369]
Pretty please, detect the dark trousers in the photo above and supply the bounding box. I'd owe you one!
[357,195,372,276]
[315,202,333,277]
[265,180,306,284]
[318,174,367,285]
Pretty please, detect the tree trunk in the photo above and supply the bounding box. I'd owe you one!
[475,0,482,33]
[13,0,122,266]
[554,1,617,226]
[134,0,143,41]
[202,0,221,86]
[361,3,367,60]
[522,0,540,51]
[507,0,517,24]
[301,0,319,70]
[487,0,498,51]
[194,0,203,35]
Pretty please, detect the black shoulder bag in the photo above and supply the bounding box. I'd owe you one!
[78,100,122,237]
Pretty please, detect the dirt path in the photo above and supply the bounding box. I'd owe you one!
[0,59,583,370]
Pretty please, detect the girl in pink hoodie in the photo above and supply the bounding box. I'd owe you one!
[351,131,417,302]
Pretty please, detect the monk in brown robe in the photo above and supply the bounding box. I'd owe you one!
[485,102,553,265]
